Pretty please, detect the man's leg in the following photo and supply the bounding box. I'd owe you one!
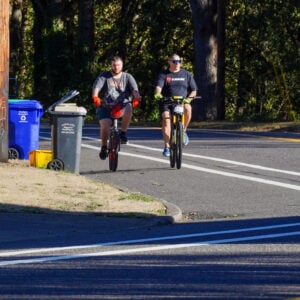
[100,118,111,146]
[183,104,192,146]
[120,103,133,144]
[99,118,111,160]
[120,103,133,132]
[162,110,171,147]
[184,103,192,131]
[161,110,171,156]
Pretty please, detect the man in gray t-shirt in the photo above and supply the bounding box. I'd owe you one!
[92,56,140,160]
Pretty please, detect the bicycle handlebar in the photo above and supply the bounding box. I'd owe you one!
[101,98,132,109]
[162,96,201,105]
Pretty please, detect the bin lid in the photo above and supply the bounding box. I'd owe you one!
[8,99,43,110]
[47,90,80,112]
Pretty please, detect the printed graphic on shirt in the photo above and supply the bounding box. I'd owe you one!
[107,77,125,101]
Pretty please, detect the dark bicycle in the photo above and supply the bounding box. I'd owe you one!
[103,99,132,172]
[162,96,197,169]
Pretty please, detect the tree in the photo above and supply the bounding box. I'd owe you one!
[225,0,299,121]
[188,0,225,121]
[9,0,30,97]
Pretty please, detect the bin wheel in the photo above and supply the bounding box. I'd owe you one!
[8,148,19,160]
[48,159,64,171]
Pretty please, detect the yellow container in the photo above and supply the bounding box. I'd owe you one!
[29,150,53,169]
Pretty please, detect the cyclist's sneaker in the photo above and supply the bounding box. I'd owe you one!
[120,133,128,144]
[183,131,189,146]
[162,147,170,157]
[99,146,108,160]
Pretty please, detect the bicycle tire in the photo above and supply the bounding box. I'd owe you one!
[170,123,176,168]
[175,121,183,169]
[108,129,119,172]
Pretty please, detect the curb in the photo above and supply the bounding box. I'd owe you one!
[146,199,182,227]
[161,199,182,223]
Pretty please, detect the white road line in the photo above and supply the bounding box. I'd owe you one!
[81,143,300,191]
[39,136,300,190]
[41,135,300,176]
[82,137,300,177]
[1,230,299,266]
[1,222,299,257]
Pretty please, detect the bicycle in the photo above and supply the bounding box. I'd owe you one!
[102,98,132,172]
[162,96,196,169]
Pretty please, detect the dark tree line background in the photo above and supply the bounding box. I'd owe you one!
[9,0,299,122]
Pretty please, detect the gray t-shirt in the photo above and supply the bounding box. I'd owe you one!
[93,71,139,103]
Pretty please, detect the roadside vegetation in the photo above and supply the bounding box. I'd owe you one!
[9,0,299,123]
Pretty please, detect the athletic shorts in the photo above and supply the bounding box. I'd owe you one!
[96,106,126,120]
[159,102,174,117]
[96,107,111,120]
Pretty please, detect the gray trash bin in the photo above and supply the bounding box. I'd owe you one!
[47,90,86,174]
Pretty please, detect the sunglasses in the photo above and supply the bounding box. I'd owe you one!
[170,60,181,64]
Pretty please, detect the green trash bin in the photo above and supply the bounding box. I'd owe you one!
[47,90,86,174]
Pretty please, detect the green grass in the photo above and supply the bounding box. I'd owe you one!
[118,193,156,202]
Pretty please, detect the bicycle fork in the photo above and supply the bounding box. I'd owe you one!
[171,113,184,143]
[109,119,120,151]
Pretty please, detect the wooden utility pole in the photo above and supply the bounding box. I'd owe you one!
[0,0,9,162]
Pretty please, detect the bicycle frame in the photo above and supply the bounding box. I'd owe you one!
[103,98,132,171]
[108,117,120,172]
[163,96,185,169]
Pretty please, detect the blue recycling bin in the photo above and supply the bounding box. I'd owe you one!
[8,100,44,159]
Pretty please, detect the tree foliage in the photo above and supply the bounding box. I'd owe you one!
[9,0,300,122]
[225,0,299,121]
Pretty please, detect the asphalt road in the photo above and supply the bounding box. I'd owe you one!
[1,124,299,299]
[78,125,300,221]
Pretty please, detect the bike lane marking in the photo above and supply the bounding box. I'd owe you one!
[80,142,300,191]
[123,142,300,177]
[81,137,300,177]
[1,223,300,266]
[40,136,300,189]
[200,129,300,143]
[41,134,300,176]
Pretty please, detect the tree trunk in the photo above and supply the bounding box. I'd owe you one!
[188,0,220,121]
[9,0,23,79]
[78,0,94,58]
[31,0,48,100]
[217,0,225,120]
[0,0,9,161]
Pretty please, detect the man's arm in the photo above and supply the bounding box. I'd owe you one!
[187,73,198,98]
[92,73,106,97]
[154,86,162,94]
[92,87,100,97]
[188,90,197,98]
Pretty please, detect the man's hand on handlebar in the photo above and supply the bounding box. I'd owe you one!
[93,96,101,107]
[154,93,163,101]
[183,98,192,104]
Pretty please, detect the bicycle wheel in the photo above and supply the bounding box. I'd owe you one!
[108,130,119,172]
[175,121,183,169]
[169,123,176,168]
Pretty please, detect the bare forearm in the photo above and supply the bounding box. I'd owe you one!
[155,87,162,94]
[188,90,197,98]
